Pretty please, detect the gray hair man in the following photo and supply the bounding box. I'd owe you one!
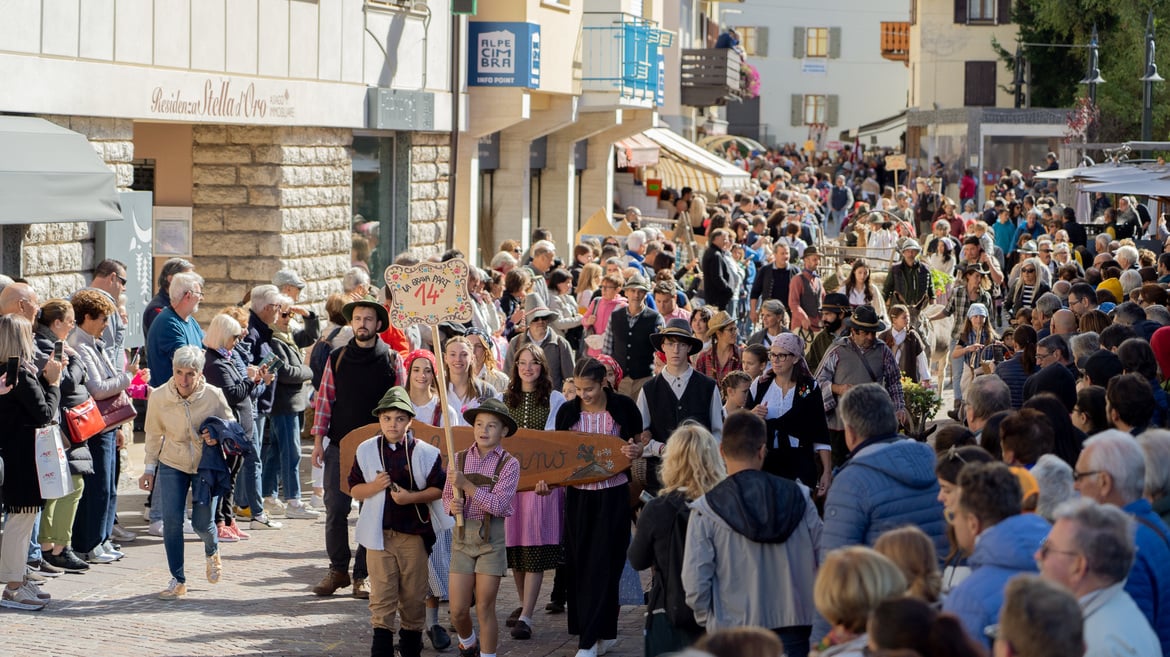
[1075,429,1170,653]
[1037,498,1160,657]
[964,375,1011,437]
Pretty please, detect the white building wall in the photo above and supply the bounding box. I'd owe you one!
[736,0,910,146]
[0,0,456,128]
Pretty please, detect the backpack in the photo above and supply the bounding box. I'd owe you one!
[309,327,343,390]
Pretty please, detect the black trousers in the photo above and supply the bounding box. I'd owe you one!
[565,483,630,649]
[324,443,368,579]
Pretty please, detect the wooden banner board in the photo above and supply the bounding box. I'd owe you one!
[339,421,632,495]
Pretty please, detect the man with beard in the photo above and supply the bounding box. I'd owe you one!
[806,293,850,373]
[815,306,909,466]
[310,297,406,600]
[883,239,934,317]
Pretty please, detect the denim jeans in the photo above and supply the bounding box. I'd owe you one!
[73,430,118,553]
[950,338,965,402]
[27,512,42,562]
[157,463,217,583]
[235,414,267,512]
[262,413,302,501]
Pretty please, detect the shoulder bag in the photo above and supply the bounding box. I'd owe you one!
[97,390,138,431]
[64,396,106,444]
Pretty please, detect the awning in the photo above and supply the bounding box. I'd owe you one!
[615,133,660,168]
[696,134,768,157]
[642,127,750,197]
[0,116,122,224]
[1082,175,1170,197]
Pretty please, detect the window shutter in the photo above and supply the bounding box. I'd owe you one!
[828,27,842,59]
[997,0,1012,24]
[827,95,840,126]
[792,95,804,126]
[910,0,918,25]
[954,0,967,24]
[793,27,806,58]
[707,17,719,48]
[755,26,769,57]
[964,61,997,106]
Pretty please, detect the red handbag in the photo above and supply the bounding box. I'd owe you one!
[97,391,137,431]
[63,397,105,444]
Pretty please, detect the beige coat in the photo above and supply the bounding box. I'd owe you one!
[144,378,234,475]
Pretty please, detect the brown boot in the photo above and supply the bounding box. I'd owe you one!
[353,577,371,599]
[312,569,351,596]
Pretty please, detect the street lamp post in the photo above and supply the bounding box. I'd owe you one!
[1080,25,1105,106]
[1142,10,1164,144]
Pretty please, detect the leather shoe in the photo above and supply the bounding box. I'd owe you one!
[312,569,351,596]
[505,606,522,627]
[510,620,532,640]
[426,624,452,651]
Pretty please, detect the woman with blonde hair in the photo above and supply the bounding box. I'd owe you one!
[576,262,605,308]
[873,526,942,605]
[629,423,726,656]
[812,546,908,657]
[443,335,499,418]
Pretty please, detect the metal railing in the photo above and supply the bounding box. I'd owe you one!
[580,12,673,103]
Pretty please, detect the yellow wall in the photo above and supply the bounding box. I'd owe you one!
[909,0,1016,109]
[132,123,193,207]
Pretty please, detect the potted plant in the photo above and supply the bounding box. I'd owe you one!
[901,376,942,441]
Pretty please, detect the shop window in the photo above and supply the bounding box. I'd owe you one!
[351,135,400,286]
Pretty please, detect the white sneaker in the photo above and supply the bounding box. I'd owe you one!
[574,646,598,657]
[263,496,288,518]
[250,514,283,530]
[101,540,125,560]
[309,493,324,509]
[83,545,116,564]
[183,518,195,534]
[1,584,46,610]
[598,639,618,656]
[284,500,321,519]
[147,520,164,537]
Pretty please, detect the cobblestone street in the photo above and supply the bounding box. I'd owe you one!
[0,440,645,657]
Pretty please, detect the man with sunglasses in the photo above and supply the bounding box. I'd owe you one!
[83,259,128,369]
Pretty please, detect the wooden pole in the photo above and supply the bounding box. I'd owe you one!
[430,324,464,530]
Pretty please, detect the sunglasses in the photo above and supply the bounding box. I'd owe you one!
[280,311,291,318]
[1022,268,1036,273]
[115,274,128,286]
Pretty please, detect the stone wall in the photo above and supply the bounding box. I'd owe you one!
[191,125,353,323]
[408,132,451,258]
[23,116,134,300]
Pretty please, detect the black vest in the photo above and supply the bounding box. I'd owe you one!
[610,307,659,379]
[643,371,718,444]
[326,340,399,444]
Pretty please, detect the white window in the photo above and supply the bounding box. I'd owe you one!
[803,95,827,124]
[806,27,829,58]
[968,0,996,22]
[738,26,769,57]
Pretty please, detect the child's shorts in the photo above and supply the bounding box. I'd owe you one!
[450,517,506,576]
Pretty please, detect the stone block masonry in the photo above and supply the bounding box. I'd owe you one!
[191,125,353,324]
[22,116,134,300]
[408,132,451,259]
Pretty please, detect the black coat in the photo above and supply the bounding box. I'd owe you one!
[0,366,61,512]
[203,347,257,441]
[33,329,93,475]
[701,246,736,312]
[628,490,703,635]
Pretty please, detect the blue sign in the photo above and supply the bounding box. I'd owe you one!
[468,22,541,88]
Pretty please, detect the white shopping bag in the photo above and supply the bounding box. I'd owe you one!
[35,425,74,500]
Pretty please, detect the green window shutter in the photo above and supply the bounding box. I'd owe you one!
[792,94,804,126]
[793,27,806,58]
[828,27,842,59]
[827,95,840,126]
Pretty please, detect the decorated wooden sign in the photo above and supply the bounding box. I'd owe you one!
[339,421,632,495]
[885,154,907,171]
[383,259,474,327]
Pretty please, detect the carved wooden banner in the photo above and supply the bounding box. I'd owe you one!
[339,421,632,495]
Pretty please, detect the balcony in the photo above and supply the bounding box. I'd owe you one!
[680,48,743,107]
[880,22,910,64]
[580,12,674,108]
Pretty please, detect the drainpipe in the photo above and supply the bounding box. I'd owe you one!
[446,12,461,250]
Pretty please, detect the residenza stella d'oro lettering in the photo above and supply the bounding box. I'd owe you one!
[150,79,296,119]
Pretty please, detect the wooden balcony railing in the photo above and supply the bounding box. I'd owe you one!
[880,21,910,64]
[680,48,743,107]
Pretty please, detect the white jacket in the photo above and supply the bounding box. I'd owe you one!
[354,433,453,551]
[1081,582,1162,657]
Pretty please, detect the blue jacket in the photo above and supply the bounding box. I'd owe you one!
[193,417,253,506]
[942,513,1050,649]
[992,220,1017,256]
[1009,221,1044,253]
[146,305,205,383]
[822,437,948,557]
[1123,498,1170,656]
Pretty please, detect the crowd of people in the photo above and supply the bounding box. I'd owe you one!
[3,144,1170,657]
